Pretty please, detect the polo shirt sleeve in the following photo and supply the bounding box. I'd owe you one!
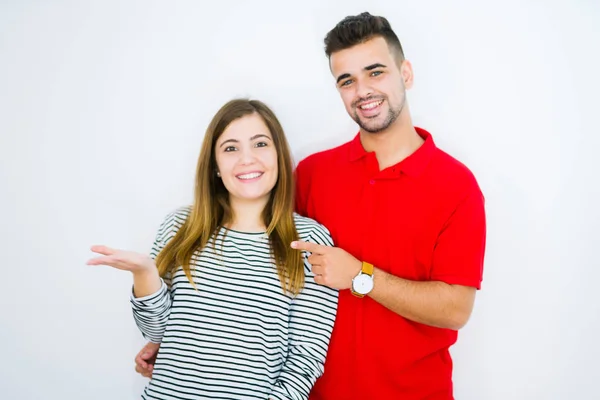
[430,188,486,289]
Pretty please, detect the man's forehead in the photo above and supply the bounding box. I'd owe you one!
[329,38,392,74]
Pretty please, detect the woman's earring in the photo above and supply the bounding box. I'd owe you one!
[216,171,221,178]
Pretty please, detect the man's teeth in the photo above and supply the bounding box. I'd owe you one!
[360,100,383,110]
[237,172,262,180]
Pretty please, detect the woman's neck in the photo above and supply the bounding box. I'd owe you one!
[226,196,268,233]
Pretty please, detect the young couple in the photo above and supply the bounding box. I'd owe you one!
[88,12,486,400]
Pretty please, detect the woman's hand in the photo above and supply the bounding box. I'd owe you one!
[87,245,156,274]
[87,245,161,297]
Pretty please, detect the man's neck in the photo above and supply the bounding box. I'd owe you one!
[360,113,424,171]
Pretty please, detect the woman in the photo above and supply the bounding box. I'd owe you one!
[87,99,338,400]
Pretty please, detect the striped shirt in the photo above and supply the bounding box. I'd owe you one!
[130,206,339,400]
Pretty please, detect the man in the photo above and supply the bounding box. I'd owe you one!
[289,12,486,399]
[135,11,486,400]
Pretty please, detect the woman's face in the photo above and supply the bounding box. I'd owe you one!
[214,113,278,208]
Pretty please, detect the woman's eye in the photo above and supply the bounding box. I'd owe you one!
[224,146,236,152]
[255,141,268,148]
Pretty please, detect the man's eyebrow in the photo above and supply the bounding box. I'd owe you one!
[365,63,387,70]
[336,73,351,84]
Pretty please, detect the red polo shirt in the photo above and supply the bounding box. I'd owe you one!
[295,127,486,400]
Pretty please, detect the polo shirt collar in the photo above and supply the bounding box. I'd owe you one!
[348,126,436,177]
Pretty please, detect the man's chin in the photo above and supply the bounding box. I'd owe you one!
[358,119,389,134]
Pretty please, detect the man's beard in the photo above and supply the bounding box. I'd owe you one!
[352,97,404,133]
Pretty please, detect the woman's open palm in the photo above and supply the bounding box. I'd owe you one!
[87,245,155,274]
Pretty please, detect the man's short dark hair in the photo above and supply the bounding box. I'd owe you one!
[324,12,405,62]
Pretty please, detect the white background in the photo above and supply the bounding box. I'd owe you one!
[1,0,599,399]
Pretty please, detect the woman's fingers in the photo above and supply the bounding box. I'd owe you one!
[87,246,124,268]
[86,247,153,272]
[86,256,133,271]
[90,245,116,256]
[86,255,117,267]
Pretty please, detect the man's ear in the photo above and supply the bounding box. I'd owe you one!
[400,59,414,90]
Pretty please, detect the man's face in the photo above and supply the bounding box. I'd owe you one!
[330,36,412,133]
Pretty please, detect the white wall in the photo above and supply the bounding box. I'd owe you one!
[1,1,598,399]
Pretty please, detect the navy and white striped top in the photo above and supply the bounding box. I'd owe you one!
[130,206,339,400]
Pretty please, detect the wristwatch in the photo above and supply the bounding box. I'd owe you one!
[351,261,374,297]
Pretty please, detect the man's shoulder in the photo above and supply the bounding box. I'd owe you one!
[296,139,352,172]
[430,147,481,193]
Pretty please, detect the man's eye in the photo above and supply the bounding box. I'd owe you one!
[371,71,382,77]
[341,79,353,87]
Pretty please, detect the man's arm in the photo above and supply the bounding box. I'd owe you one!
[135,341,160,378]
[291,188,486,331]
[368,270,475,330]
[289,242,473,330]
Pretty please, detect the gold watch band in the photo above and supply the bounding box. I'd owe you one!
[361,261,374,276]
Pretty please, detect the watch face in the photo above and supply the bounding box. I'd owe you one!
[352,274,374,294]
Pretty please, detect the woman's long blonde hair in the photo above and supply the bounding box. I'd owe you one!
[155,99,304,295]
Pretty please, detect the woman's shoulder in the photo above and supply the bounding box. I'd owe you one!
[154,205,192,242]
[160,205,192,226]
[293,213,334,247]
